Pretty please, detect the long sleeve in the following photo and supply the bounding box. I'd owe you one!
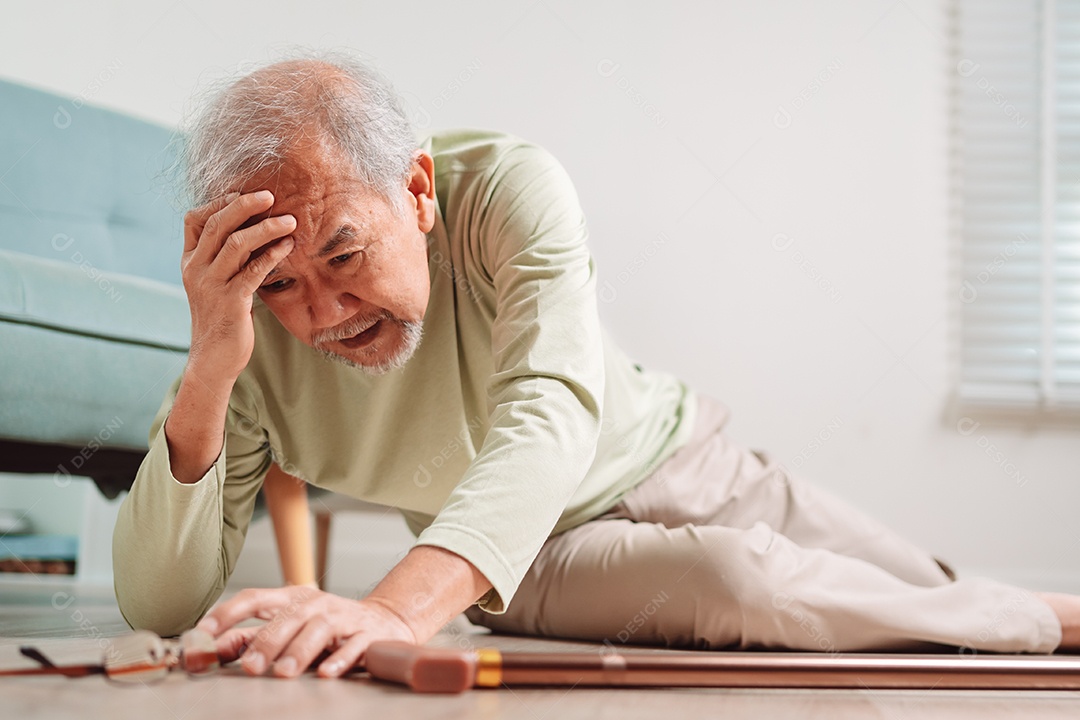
[112,374,271,636]
[413,142,606,612]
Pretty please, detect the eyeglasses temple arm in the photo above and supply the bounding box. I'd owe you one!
[3,646,106,678]
[20,646,57,668]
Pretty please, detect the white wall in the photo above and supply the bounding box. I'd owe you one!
[4,0,1079,592]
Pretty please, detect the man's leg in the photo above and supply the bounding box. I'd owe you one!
[613,394,951,587]
[467,517,1061,653]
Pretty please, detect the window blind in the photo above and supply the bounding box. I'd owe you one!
[954,0,1080,409]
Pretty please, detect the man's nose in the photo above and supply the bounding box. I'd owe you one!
[307,284,357,328]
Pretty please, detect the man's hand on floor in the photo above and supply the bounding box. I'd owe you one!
[195,586,417,678]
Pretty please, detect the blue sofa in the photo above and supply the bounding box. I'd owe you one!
[0,78,190,496]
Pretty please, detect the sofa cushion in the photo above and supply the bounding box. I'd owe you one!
[0,322,186,450]
[0,248,190,450]
[0,249,189,350]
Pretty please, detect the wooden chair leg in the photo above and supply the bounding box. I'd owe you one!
[263,463,317,588]
[315,511,332,591]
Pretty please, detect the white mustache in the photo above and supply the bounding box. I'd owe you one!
[312,311,391,347]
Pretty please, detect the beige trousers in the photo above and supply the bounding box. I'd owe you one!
[466,395,1062,653]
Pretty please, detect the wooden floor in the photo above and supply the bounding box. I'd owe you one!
[3,585,1080,719]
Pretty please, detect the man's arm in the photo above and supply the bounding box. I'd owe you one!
[112,190,297,635]
[111,381,271,635]
[366,546,492,643]
[166,190,296,483]
[410,138,606,612]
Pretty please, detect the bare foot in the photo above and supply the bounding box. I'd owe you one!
[1035,592,1080,651]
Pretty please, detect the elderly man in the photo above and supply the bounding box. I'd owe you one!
[113,52,1080,679]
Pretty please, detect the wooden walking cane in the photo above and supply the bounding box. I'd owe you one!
[364,642,1080,694]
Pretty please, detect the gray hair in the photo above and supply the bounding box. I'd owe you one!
[180,50,417,214]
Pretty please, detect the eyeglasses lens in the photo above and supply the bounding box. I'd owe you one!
[103,630,169,684]
[179,628,219,676]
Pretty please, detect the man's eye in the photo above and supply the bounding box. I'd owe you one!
[259,279,292,293]
[330,252,355,266]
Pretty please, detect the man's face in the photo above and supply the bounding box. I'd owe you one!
[243,144,435,374]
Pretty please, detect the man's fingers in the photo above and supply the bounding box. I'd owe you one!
[317,634,373,679]
[183,191,240,253]
[196,585,323,675]
[270,617,339,679]
[214,626,261,665]
[232,236,295,294]
[216,214,297,279]
[196,586,294,637]
[240,613,308,676]
[187,190,277,264]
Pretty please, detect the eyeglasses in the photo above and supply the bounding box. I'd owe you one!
[1,629,219,684]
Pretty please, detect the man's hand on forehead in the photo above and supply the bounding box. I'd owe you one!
[235,204,274,231]
[180,190,298,383]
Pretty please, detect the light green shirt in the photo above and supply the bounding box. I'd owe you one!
[113,129,698,636]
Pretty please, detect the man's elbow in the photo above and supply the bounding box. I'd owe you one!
[111,545,221,636]
[113,575,209,637]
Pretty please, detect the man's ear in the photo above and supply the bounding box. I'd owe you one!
[407,151,436,233]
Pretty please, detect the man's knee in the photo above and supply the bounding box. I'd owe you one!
[689,521,779,588]
[672,522,787,644]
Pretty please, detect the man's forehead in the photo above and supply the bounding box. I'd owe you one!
[256,176,384,240]
[240,145,370,206]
